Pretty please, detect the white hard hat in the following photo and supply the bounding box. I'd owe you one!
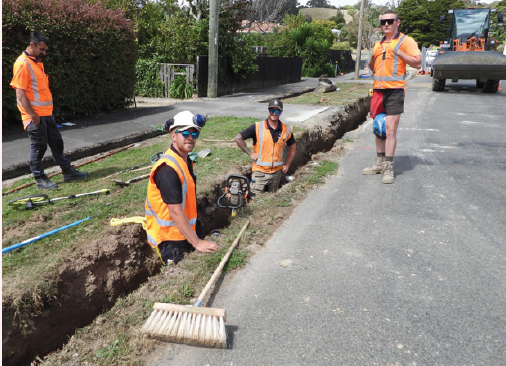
[169,111,202,132]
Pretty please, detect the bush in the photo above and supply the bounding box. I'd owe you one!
[302,63,335,78]
[169,75,194,99]
[135,59,164,97]
[331,41,352,51]
[2,0,137,128]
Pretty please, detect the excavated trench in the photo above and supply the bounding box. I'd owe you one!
[2,97,370,366]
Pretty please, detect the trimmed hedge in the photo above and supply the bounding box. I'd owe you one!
[2,0,137,128]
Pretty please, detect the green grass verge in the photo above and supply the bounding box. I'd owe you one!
[283,83,370,106]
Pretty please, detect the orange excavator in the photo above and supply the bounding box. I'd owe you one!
[432,8,506,93]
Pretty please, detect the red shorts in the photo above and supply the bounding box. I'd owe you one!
[370,89,405,119]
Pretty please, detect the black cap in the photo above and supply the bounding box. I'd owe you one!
[268,99,283,111]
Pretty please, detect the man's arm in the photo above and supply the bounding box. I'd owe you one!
[396,49,421,69]
[235,133,258,162]
[168,203,219,253]
[282,143,296,174]
[16,88,40,125]
[368,56,375,74]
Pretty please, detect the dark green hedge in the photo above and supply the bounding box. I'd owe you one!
[2,0,137,128]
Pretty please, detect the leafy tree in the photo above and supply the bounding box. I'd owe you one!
[396,0,467,47]
[269,14,335,76]
[329,12,346,29]
[306,0,332,8]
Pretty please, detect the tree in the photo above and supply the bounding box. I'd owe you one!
[306,0,332,8]
[329,12,346,29]
[396,0,467,47]
[246,0,299,23]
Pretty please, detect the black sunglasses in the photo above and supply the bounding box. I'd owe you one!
[380,18,397,25]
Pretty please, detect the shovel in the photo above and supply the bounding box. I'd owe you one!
[112,173,150,187]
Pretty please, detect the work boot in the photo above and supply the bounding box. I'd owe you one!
[382,161,395,184]
[63,166,89,182]
[35,174,58,189]
[362,156,385,175]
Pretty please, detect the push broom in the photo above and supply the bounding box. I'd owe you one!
[141,220,250,348]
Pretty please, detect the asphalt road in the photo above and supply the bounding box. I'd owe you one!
[147,75,506,365]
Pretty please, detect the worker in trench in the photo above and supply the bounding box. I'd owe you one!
[234,99,296,195]
[145,111,219,265]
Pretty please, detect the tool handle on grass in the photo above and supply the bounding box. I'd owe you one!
[2,215,96,254]
[195,220,250,307]
[128,174,150,183]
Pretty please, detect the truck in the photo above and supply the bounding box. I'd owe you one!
[432,8,506,93]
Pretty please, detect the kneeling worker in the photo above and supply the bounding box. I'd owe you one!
[145,111,219,265]
[235,99,296,195]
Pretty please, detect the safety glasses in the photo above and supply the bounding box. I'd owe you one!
[380,18,397,26]
[269,108,282,116]
[176,130,200,139]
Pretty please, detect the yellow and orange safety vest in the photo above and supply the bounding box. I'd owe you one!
[145,149,197,247]
[372,32,418,90]
[10,52,53,129]
[252,120,293,174]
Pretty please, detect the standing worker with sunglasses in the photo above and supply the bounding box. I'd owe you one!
[235,99,296,195]
[145,111,219,265]
[365,10,421,184]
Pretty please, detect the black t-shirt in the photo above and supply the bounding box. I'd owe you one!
[153,146,196,204]
[239,120,295,146]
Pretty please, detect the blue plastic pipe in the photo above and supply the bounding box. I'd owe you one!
[2,214,99,254]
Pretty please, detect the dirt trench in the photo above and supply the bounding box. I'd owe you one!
[1,96,370,366]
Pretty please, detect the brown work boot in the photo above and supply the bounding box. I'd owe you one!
[382,161,394,184]
[362,156,385,175]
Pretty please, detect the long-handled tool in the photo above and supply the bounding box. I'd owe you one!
[99,151,162,181]
[2,214,101,254]
[113,173,150,187]
[99,162,150,181]
[7,189,110,210]
[141,220,250,348]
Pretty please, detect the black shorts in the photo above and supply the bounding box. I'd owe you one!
[370,89,405,117]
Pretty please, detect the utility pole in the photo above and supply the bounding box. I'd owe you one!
[207,0,219,98]
[354,0,365,79]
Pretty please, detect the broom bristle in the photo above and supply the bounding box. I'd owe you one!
[142,303,227,348]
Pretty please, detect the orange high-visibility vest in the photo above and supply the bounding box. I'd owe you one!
[10,52,53,130]
[372,33,408,89]
[145,149,197,247]
[252,120,293,174]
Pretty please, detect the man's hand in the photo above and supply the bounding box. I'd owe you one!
[250,152,259,162]
[194,239,219,253]
[16,88,40,125]
[31,114,41,125]
[282,165,289,174]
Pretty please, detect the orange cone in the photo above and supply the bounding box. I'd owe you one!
[499,82,502,91]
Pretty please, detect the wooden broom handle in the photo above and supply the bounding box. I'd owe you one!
[196,220,250,305]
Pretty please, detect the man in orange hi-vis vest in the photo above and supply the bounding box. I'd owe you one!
[234,99,296,195]
[10,31,88,189]
[364,10,421,184]
[145,111,219,265]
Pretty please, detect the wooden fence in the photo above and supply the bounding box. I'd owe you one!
[158,63,195,97]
